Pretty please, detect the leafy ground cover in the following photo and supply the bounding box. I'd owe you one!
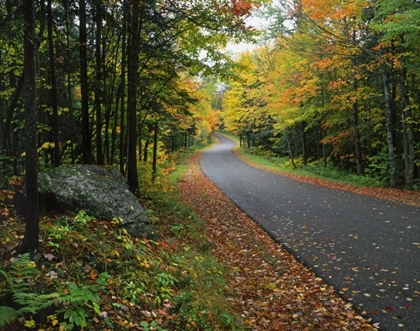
[0,169,243,330]
[178,153,377,330]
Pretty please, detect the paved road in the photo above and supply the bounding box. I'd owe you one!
[200,133,420,331]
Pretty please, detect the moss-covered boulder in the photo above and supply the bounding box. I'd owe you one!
[38,165,155,239]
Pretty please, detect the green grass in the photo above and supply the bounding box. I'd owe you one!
[219,131,383,188]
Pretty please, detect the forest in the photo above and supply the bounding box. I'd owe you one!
[1,0,419,253]
[0,0,267,252]
[0,0,263,187]
[1,0,419,330]
[222,0,420,191]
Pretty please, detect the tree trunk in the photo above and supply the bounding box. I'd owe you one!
[152,121,158,180]
[63,0,74,162]
[143,138,150,163]
[47,0,60,167]
[18,0,39,255]
[382,68,397,188]
[301,121,307,166]
[119,0,128,176]
[400,68,415,190]
[94,0,104,165]
[80,0,91,164]
[351,79,363,175]
[285,130,297,169]
[127,0,141,193]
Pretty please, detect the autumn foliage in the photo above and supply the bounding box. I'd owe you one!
[220,0,420,190]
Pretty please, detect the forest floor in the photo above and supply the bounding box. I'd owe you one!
[178,152,419,330]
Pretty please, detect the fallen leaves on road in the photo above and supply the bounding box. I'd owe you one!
[178,154,376,330]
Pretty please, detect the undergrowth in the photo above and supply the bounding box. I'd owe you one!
[0,151,243,331]
[221,132,384,188]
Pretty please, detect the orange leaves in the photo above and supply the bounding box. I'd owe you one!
[178,155,376,330]
[301,0,363,22]
[231,0,254,17]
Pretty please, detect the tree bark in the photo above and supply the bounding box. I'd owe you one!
[119,15,127,175]
[301,121,307,166]
[382,68,397,188]
[152,121,158,180]
[352,71,363,175]
[285,130,297,169]
[18,0,39,255]
[400,68,415,190]
[94,0,104,165]
[47,0,60,167]
[127,0,141,193]
[80,0,91,164]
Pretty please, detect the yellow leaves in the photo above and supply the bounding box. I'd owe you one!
[38,142,55,152]
[24,319,36,328]
[140,259,151,269]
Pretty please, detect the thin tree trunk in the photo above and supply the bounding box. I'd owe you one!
[47,0,60,167]
[285,130,297,169]
[127,0,141,192]
[80,0,91,164]
[18,0,39,254]
[352,76,363,175]
[382,68,397,188]
[119,0,128,176]
[152,121,158,180]
[63,0,74,162]
[301,121,307,166]
[400,68,415,190]
[94,0,104,165]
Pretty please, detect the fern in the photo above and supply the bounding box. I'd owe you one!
[13,292,61,314]
[3,253,39,294]
[0,253,109,329]
[0,306,17,326]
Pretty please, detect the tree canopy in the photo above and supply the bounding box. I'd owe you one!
[219,0,420,190]
[0,0,268,253]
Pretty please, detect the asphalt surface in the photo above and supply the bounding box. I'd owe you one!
[200,133,420,331]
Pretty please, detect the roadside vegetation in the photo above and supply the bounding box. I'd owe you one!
[221,131,420,207]
[0,147,243,331]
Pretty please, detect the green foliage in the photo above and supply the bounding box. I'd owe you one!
[365,148,391,186]
[0,253,38,295]
[140,320,168,331]
[1,188,243,330]
[0,306,17,327]
[0,252,109,328]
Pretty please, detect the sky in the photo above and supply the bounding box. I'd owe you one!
[225,5,270,54]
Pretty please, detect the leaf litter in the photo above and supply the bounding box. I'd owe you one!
[179,154,377,330]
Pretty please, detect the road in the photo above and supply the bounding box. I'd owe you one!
[200,133,420,331]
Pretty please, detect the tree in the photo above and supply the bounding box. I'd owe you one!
[17,0,39,254]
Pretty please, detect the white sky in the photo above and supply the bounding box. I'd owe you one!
[225,2,274,54]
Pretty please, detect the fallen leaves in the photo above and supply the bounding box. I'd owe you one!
[178,153,376,330]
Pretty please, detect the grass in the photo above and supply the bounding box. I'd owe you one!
[220,131,384,188]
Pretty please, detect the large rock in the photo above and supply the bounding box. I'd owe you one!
[38,165,155,239]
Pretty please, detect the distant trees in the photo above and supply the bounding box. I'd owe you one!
[221,0,420,189]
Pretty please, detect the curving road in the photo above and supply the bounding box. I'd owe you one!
[200,133,420,331]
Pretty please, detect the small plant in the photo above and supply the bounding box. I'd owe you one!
[140,320,168,331]
[0,253,109,329]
